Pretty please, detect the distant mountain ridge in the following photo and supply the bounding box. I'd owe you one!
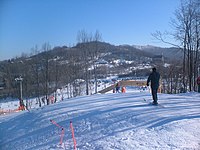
[131,44,183,60]
[72,41,183,62]
[1,42,183,63]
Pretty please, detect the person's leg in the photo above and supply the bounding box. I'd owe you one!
[152,88,158,104]
[198,85,200,93]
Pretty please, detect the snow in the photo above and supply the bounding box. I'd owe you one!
[0,88,200,150]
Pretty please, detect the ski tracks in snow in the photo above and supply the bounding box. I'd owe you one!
[0,92,200,149]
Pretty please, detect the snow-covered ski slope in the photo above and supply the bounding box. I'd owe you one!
[0,92,200,150]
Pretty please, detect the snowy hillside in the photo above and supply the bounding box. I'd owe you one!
[0,90,200,150]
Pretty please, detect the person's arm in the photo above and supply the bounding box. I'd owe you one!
[147,74,151,86]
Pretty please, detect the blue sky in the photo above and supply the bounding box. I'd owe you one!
[0,0,180,61]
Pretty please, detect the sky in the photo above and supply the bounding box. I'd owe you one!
[0,0,180,61]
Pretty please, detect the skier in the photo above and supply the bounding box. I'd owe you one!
[197,76,200,93]
[121,86,126,93]
[19,98,25,110]
[147,67,160,105]
[115,82,120,93]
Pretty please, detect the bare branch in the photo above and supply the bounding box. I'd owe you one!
[151,31,182,49]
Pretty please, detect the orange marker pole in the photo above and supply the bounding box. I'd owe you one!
[70,121,77,150]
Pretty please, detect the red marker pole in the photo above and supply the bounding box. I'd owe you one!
[60,128,65,145]
[50,119,63,128]
[70,121,77,150]
[50,119,65,145]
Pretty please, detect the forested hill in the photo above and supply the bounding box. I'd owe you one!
[0,41,182,98]
[34,42,182,62]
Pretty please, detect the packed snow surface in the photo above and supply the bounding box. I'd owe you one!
[0,91,200,150]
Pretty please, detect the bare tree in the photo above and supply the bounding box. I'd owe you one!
[42,43,51,105]
[77,30,93,95]
[30,45,42,107]
[76,30,103,95]
[174,0,200,91]
[153,0,200,92]
[93,30,102,93]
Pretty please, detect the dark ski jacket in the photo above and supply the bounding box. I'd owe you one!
[147,71,160,89]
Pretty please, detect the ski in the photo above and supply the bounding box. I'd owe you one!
[143,98,164,108]
[149,102,165,108]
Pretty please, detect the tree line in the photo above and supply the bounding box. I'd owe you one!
[0,30,104,105]
[154,0,200,93]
